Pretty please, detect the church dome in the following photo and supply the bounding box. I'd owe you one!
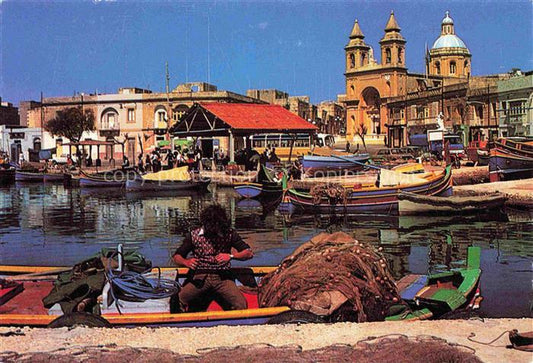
[441,11,454,25]
[432,34,468,50]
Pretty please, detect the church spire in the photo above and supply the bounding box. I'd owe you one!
[350,19,365,39]
[384,10,401,32]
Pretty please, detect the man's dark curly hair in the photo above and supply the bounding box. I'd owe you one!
[200,204,231,239]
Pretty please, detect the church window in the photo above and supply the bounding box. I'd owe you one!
[350,85,355,94]
[435,61,441,75]
[361,53,366,66]
[350,54,355,68]
[450,61,457,74]
[398,48,403,64]
[385,48,391,64]
[464,60,469,75]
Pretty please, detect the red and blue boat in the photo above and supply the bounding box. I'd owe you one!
[301,153,370,177]
[489,137,533,182]
[281,165,452,214]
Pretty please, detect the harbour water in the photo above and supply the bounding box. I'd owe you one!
[0,183,531,318]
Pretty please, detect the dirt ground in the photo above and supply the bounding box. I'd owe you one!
[1,318,531,362]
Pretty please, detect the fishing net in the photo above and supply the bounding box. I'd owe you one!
[258,232,404,322]
[309,183,348,205]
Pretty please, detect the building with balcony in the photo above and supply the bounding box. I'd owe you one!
[23,83,261,162]
[496,70,533,137]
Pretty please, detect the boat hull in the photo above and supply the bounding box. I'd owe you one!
[125,174,211,192]
[284,166,452,214]
[0,169,15,184]
[43,173,65,183]
[15,171,43,182]
[489,148,533,182]
[301,154,369,177]
[398,192,507,216]
[234,182,263,198]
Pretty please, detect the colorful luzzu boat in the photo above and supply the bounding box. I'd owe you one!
[489,137,533,182]
[281,165,452,214]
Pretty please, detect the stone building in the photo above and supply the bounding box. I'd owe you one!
[0,98,20,126]
[317,101,345,135]
[496,70,533,137]
[23,82,260,161]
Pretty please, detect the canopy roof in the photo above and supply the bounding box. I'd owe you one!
[64,140,116,146]
[170,103,318,137]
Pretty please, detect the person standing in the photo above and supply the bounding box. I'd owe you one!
[345,140,351,152]
[137,154,145,173]
[172,204,254,312]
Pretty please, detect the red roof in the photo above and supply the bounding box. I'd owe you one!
[200,103,317,132]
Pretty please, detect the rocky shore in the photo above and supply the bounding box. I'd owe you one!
[1,318,531,362]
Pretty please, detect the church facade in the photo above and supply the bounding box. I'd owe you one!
[344,11,523,147]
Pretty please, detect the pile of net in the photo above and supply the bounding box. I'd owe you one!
[258,232,404,322]
[309,183,348,205]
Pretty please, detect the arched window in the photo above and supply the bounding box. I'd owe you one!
[435,61,441,75]
[154,106,168,129]
[398,48,403,64]
[385,48,391,64]
[361,52,366,66]
[464,60,469,75]
[450,61,456,74]
[350,85,355,95]
[172,104,189,122]
[101,108,119,129]
[350,54,355,68]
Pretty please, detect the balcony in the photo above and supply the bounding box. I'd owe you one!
[99,124,120,138]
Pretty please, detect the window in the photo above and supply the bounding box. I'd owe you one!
[424,107,429,119]
[350,54,355,68]
[154,108,168,129]
[400,109,405,120]
[435,61,441,75]
[107,113,116,128]
[464,60,469,75]
[33,138,41,152]
[101,108,119,129]
[361,53,366,66]
[477,106,483,119]
[450,61,456,74]
[385,48,391,64]
[398,48,403,64]
[127,109,135,123]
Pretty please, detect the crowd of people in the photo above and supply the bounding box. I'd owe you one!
[136,146,203,174]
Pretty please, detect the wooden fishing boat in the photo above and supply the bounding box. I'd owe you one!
[43,172,65,183]
[489,137,533,182]
[125,168,210,192]
[234,165,283,199]
[79,169,134,188]
[282,165,452,214]
[386,246,481,321]
[398,191,507,216]
[0,266,291,327]
[301,154,369,177]
[15,170,43,182]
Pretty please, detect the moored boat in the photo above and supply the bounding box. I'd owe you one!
[0,266,290,327]
[0,167,15,184]
[386,246,481,321]
[234,165,283,199]
[125,167,210,192]
[301,153,370,177]
[489,137,533,182]
[15,170,43,182]
[398,191,507,216]
[79,169,134,188]
[43,172,65,183]
[283,165,452,214]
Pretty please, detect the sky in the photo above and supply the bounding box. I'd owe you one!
[1,0,532,106]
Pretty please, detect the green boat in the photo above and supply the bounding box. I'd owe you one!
[387,246,481,321]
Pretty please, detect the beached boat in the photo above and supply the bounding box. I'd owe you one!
[398,191,507,216]
[125,167,210,192]
[15,170,43,182]
[387,246,481,321]
[234,165,283,199]
[489,137,533,182]
[301,154,370,177]
[282,165,452,214]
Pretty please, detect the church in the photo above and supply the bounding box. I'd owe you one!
[344,11,518,148]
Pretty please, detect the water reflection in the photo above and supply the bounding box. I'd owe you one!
[0,184,532,317]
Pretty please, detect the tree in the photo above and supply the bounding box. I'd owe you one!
[45,107,95,143]
[356,122,368,152]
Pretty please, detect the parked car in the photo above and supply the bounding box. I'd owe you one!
[400,146,423,158]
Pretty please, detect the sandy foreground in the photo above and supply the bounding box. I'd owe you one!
[1,318,531,362]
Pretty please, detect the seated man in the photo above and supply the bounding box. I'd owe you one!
[172,204,253,312]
